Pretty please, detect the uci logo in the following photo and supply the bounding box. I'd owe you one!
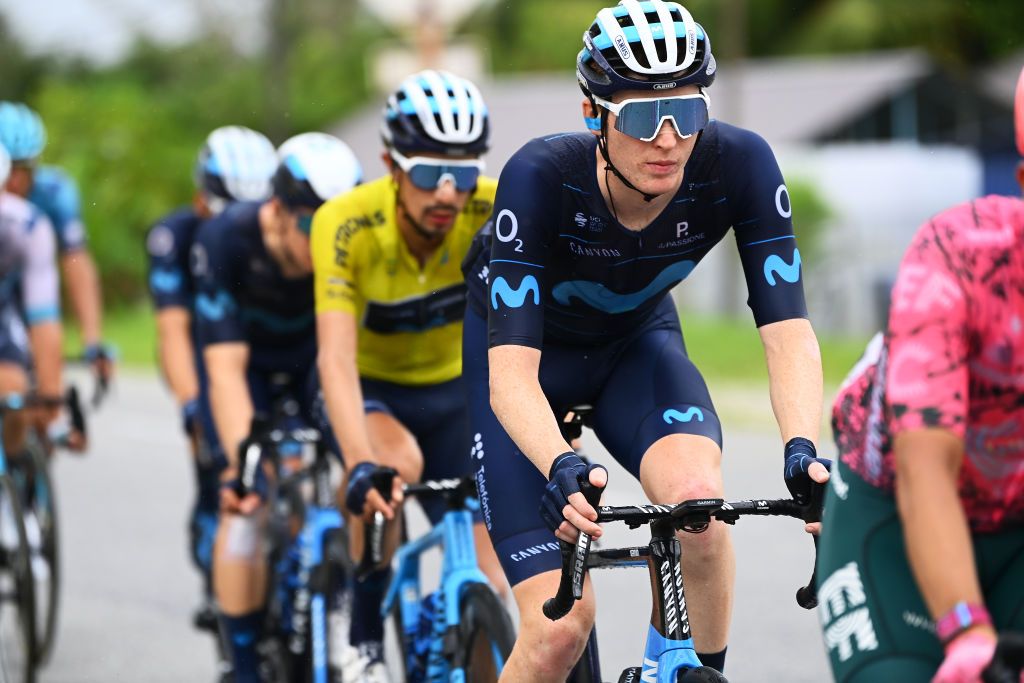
[614,35,631,60]
[653,82,677,90]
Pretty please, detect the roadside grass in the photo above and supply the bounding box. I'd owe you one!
[71,305,870,386]
[63,304,157,369]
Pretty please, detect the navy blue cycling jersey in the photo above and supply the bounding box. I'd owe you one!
[463,122,808,347]
[146,207,202,311]
[192,201,315,352]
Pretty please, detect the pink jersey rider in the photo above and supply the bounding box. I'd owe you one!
[832,194,1024,532]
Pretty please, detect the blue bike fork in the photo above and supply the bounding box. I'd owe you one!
[302,505,342,683]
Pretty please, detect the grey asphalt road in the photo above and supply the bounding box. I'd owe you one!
[40,372,831,682]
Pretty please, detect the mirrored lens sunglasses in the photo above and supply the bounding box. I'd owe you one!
[594,92,711,142]
[390,150,484,192]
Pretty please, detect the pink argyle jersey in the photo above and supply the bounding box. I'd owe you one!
[833,195,1024,532]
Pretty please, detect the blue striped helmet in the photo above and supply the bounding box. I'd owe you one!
[381,70,490,156]
[0,144,10,187]
[0,102,47,161]
[194,126,278,203]
[577,0,716,99]
[272,132,362,210]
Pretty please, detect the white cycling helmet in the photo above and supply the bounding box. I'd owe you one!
[381,70,490,156]
[194,126,278,204]
[578,0,715,98]
[272,132,362,210]
[0,144,10,187]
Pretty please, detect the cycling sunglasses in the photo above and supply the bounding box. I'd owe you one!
[593,92,711,142]
[389,150,484,192]
[296,213,313,235]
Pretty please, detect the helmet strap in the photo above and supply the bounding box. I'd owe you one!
[595,106,659,204]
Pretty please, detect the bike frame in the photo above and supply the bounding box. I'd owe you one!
[586,518,702,682]
[381,493,495,682]
[243,424,343,683]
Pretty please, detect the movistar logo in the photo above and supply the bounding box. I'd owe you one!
[196,290,236,321]
[491,275,540,310]
[552,260,695,314]
[149,268,183,294]
[763,248,802,286]
[663,407,704,424]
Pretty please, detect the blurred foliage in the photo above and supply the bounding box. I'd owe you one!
[788,178,832,264]
[0,1,380,307]
[2,0,1023,307]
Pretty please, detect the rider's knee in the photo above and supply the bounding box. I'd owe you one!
[519,616,592,678]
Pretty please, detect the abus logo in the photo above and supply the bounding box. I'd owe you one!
[653,82,677,90]
[614,35,631,60]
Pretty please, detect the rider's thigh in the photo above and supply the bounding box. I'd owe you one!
[511,569,596,678]
[0,361,29,451]
[841,657,936,683]
[366,410,423,483]
[212,509,270,615]
[638,434,724,503]
[473,521,508,599]
[975,525,1024,630]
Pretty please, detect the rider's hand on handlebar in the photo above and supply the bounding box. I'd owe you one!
[932,629,998,683]
[220,467,265,516]
[540,452,607,543]
[783,437,831,535]
[84,342,117,387]
[345,462,403,522]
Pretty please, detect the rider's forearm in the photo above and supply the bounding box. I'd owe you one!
[318,348,376,469]
[205,343,252,469]
[488,344,571,477]
[29,321,63,407]
[894,430,987,624]
[760,318,822,443]
[60,250,103,347]
[156,308,199,405]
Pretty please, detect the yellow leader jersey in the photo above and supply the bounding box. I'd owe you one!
[311,175,497,386]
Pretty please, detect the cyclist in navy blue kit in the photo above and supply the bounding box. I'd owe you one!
[461,1,830,679]
[0,101,115,382]
[193,132,361,683]
[145,125,279,632]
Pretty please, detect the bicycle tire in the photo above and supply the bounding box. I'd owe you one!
[0,473,37,683]
[24,441,59,665]
[677,665,727,682]
[456,582,515,682]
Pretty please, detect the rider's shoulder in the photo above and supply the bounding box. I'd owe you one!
[0,190,48,231]
[924,195,1024,254]
[504,132,594,180]
[147,207,200,258]
[713,121,776,162]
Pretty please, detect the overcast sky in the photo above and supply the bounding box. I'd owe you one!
[0,0,267,64]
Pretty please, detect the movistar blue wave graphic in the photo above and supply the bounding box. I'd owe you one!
[663,407,705,424]
[552,260,696,314]
[149,268,183,293]
[242,308,314,334]
[763,248,801,286]
[491,275,540,310]
[196,291,236,321]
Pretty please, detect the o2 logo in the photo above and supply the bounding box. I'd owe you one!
[491,275,540,310]
[775,184,792,218]
[495,209,524,253]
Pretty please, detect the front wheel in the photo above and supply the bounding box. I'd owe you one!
[678,665,728,682]
[0,473,37,683]
[22,440,59,665]
[455,582,515,683]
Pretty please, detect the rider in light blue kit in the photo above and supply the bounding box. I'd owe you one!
[461,1,829,678]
